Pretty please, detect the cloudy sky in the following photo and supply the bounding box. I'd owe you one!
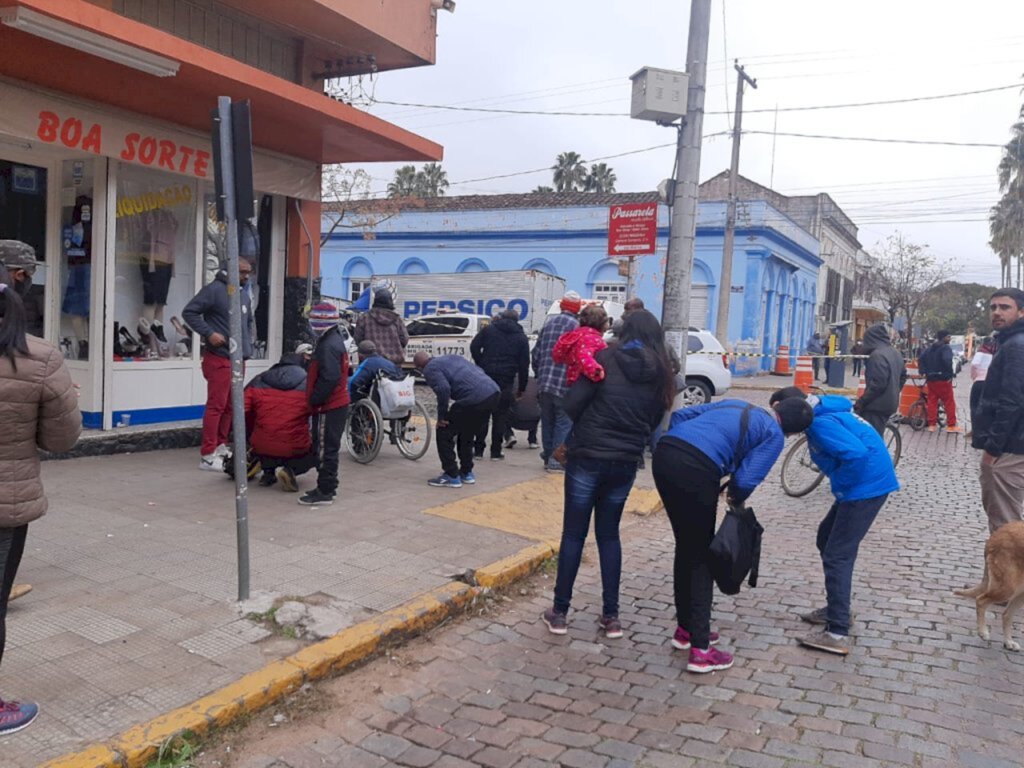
[352,0,1023,287]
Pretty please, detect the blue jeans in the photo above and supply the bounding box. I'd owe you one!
[553,457,638,617]
[817,494,888,635]
[538,391,572,465]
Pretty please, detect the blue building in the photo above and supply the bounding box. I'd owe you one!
[321,191,822,374]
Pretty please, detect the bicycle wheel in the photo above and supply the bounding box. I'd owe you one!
[907,401,927,431]
[394,402,432,460]
[781,435,826,498]
[345,398,384,464]
[884,423,902,468]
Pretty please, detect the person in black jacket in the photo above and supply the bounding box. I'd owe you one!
[541,310,675,640]
[471,309,530,460]
[300,303,350,507]
[918,330,960,432]
[853,323,906,435]
[973,288,1024,531]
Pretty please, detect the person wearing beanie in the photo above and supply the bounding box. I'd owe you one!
[0,240,43,337]
[301,302,350,506]
[652,396,813,674]
[182,258,254,471]
[354,286,409,366]
[917,329,959,432]
[787,390,899,656]
[349,339,400,401]
[853,323,906,436]
[531,290,582,472]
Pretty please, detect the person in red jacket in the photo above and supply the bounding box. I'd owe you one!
[301,303,350,506]
[243,350,315,492]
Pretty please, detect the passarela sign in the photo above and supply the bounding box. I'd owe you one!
[608,202,658,256]
[36,110,211,178]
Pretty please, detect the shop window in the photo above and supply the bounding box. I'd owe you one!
[202,192,272,360]
[0,160,46,343]
[114,164,198,360]
[57,159,97,360]
[593,283,626,303]
[350,279,371,303]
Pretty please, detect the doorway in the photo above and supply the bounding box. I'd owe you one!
[0,159,47,337]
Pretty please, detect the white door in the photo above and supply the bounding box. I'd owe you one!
[689,286,709,328]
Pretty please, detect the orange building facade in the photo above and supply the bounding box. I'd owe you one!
[0,0,441,428]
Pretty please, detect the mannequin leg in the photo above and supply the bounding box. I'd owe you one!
[71,315,89,360]
[142,304,156,322]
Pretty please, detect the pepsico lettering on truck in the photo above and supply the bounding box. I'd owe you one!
[404,298,529,319]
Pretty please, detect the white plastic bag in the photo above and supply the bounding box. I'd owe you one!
[378,375,416,418]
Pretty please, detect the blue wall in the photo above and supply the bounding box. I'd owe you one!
[322,200,821,373]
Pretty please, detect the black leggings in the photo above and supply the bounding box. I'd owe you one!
[652,441,722,650]
[0,525,28,667]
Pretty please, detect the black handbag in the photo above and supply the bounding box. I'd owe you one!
[708,504,764,595]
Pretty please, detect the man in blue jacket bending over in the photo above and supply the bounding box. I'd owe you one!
[795,393,900,655]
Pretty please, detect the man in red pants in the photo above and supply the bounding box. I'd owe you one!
[918,330,960,433]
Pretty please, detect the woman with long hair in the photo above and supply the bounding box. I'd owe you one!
[541,309,674,639]
[0,264,81,734]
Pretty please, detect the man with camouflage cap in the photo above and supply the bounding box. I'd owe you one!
[0,240,43,337]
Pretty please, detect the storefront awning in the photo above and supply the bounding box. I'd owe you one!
[0,0,442,167]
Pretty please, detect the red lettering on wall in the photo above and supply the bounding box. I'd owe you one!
[177,145,194,174]
[157,140,176,171]
[82,124,102,154]
[193,150,210,178]
[37,111,59,142]
[60,118,82,148]
[139,137,157,165]
[121,132,139,161]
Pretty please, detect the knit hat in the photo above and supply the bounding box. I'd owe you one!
[0,240,38,274]
[775,397,815,435]
[308,302,340,336]
[936,329,951,341]
[295,342,313,356]
[560,290,582,314]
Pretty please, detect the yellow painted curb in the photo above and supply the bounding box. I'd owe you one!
[475,541,555,589]
[40,582,480,768]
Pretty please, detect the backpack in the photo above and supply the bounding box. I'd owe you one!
[708,503,764,595]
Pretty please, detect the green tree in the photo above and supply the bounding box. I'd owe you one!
[991,96,1024,287]
[418,162,449,197]
[532,185,555,193]
[868,233,958,336]
[918,281,997,336]
[552,151,588,192]
[585,162,617,193]
[387,165,420,198]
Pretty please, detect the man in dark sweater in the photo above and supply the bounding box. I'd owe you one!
[183,260,254,471]
[853,323,906,436]
[471,309,530,460]
[415,352,499,488]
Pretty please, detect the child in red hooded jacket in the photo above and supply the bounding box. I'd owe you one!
[552,304,609,386]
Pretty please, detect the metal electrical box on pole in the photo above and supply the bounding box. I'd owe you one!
[211,96,255,602]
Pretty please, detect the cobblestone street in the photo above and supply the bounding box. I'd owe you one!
[194,389,1024,768]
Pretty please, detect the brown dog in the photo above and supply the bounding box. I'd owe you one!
[954,521,1024,651]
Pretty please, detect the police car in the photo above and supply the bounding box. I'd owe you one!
[403,311,491,368]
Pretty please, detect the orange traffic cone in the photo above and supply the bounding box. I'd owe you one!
[793,356,814,393]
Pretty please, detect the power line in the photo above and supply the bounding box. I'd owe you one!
[745,130,1002,148]
[368,82,1021,119]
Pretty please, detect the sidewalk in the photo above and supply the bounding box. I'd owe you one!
[7,438,646,767]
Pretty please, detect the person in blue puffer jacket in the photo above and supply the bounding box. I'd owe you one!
[795,393,899,657]
[653,396,814,674]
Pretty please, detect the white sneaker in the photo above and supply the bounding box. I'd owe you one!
[213,444,230,457]
[199,454,223,471]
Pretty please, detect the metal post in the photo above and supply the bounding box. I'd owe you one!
[626,255,636,301]
[714,62,757,345]
[214,96,251,601]
[662,0,712,409]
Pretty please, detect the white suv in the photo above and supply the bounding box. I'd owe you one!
[679,328,731,405]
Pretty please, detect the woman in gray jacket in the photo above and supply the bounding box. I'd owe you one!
[0,265,81,734]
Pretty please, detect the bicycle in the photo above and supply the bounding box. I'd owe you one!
[896,377,947,432]
[344,372,432,464]
[780,396,902,498]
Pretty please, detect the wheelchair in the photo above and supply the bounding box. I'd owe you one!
[344,370,432,464]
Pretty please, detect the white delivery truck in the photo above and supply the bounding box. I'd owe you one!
[373,270,566,335]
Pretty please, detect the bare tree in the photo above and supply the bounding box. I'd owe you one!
[868,233,958,339]
[321,166,397,247]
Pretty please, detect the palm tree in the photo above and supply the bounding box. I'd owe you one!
[585,162,617,193]
[992,103,1024,287]
[387,165,419,198]
[418,163,449,197]
[532,185,554,193]
[552,151,588,192]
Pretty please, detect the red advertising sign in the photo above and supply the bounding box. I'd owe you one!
[608,203,658,256]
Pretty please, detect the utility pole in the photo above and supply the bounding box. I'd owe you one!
[662,0,712,407]
[714,61,757,345]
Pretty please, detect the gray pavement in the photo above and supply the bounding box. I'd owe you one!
[199,374,1023,768]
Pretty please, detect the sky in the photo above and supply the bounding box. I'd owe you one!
[346,0,1024,287]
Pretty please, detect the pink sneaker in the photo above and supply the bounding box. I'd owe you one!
[687,646,734,674]
[672,626,720,650]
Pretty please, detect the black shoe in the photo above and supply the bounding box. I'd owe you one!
[152,321,168,343]
[298,489,335,506]
[490,454,505,461]
[473,449,485,458]
[258,471,276,487]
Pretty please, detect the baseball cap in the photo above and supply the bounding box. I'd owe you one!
[0,240,38,274]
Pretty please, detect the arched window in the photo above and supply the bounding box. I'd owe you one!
[456,258,488,273]
[398,258,429,275]
[343,258,373,303]
[523,258,558,276]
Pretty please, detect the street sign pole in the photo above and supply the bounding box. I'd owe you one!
[213,96,251,602]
